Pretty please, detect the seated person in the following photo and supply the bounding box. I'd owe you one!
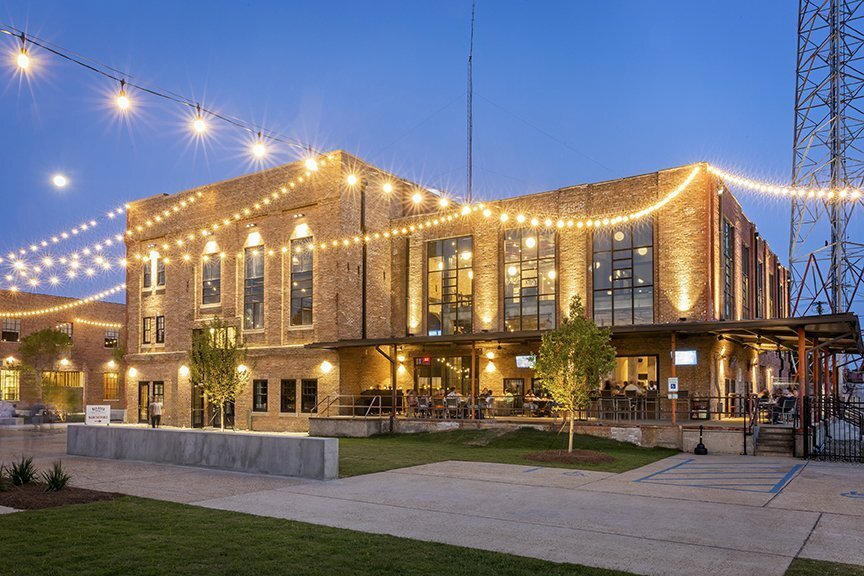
[624,381,641,393]
[523,390,538,414]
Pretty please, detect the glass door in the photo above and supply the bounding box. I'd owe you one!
[137,382,149,423]
[191,386,204,428]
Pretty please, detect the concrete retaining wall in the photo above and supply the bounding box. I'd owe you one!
[681,426,752,455]
[67,425,338,480]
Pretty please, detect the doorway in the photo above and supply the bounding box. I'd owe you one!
[191,386,204,428]
[138,382,149,423]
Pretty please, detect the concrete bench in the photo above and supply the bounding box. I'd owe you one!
[66,425,338,480]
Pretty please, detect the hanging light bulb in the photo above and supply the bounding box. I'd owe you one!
[116,80,131,111]
[192,104,207,134]
[16,34,29,70]
[251,132,267,159]
[346,174,358,186]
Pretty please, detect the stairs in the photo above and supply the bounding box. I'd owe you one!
[755,425,795,457]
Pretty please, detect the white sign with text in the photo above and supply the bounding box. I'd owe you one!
[85,404,111,426]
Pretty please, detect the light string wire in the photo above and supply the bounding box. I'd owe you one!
[708,165,863,200]
[0,283,126,317]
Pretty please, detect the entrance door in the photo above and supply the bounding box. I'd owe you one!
[138,382,149,423]
[191,386,204,428]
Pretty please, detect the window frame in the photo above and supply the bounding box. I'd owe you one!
[0,369,20,401]
[503,227,557,332]
[202,256,221,306]
[1,318,20,343]
[156,259,166,288]
[290,237,314,326]
[300,379,318,413]
[280,379,297,413]
[104,328,119,348]
[741,244,751,319]
[142,317,153,345]
[426,235,473,336]
[253,379,268,412]
[243,246,265,331]
[723,220,735,320]
[592,220,655,326]
[103,372,120,401]
[155,315,165,344]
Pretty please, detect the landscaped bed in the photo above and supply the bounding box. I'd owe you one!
[0,483,120,510]
[337,427,677,477]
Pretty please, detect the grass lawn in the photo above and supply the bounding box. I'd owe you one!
[338,428,677,477]
[786,559,864,576]
[0,497,633,576]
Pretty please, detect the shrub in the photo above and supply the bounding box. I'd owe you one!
[9,455,37,486]
[41,461,70,492]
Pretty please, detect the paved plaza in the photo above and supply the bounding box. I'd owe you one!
[2,428,864,576]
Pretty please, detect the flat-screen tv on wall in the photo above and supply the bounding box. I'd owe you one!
[674,350,698,366]
[515,355,536,369]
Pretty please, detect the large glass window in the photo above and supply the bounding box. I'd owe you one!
[42,371,82,388]
[427,236,473,336]
[592,221,654,326]
[253,379,268,412]
[244,246,265,330]
[103,372,119,401]
[280,379,296,413]
[769,269,777,319]
[0,370,19,401]
[290,237,313,326]
[504,228,556,331]
[603,355,659,393]
[300,379,318,413]
[142,317,153,344]
[723,220,735,320]
[413,356,475,396]
[155,316,165,344]
[202,256,221,305]
[742,244,751,319]
[1,318,20,342]
[756,256,765,318]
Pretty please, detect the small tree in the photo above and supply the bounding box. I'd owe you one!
[534,296,616,453]
[188,317,248,430]
[19,328,72,408]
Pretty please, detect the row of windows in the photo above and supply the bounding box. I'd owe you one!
[0,319,118,348]
[147,237,314,332]
[0,370,119,402]
[252,378,318,413]
[722,221,787,320]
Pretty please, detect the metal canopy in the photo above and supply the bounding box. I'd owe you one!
[306,313,863,355]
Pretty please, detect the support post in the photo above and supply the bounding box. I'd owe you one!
[360,180,368,340]
[470,344,476,419]
[390,344,397,433]
[670,332,677,425]
[797,327,806,432]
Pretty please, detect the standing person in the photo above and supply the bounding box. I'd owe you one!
[148,396,162,428]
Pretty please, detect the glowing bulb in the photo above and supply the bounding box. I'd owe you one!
[305,158,319,171]
[60,358,69,367]
[192,106,207,135]
[52,174,68,188]
[508,265,518,277]
[128,367,138,377]
[525,237,536,248]
[251,140,267,159]
[116,81,131,111]
[179,365,190,377]
[516,214,526,224]
[548,270,557,280]
[16,49,29,70]
[320,360,334,373]
[382,182,394,193]
[346,174,358,186]
[237,364,248,374]
[412,192,423,204]
[439,197,449,208]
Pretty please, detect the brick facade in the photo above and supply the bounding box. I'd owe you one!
[0,290,126,412]
[124,154,790,430]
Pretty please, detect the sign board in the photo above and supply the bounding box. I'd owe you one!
[667,377,679,393]
[668,393,678,400]
[674,350,698,366]
[85,404,111,426]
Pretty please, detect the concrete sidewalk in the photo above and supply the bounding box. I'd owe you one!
[2,429,863,576]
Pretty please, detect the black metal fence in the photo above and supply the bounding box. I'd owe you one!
[803,396,864,463]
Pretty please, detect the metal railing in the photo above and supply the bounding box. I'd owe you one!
[804,395,864,462]
[313,394,386,418]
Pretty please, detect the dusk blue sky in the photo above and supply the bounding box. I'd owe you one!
[0,1,798,303]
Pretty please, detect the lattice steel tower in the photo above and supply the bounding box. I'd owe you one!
[791,0,864,315]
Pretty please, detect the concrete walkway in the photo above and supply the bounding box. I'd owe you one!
[2,429,863,576]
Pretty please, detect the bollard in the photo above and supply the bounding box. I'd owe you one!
[694,424,708,455]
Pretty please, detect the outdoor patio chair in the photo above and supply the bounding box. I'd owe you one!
[445,397,461,418]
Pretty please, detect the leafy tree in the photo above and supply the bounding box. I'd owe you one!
[19,328,72,409]
[188,317,249,430]
[534,295,616,453]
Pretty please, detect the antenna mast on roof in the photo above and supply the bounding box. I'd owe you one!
[467,0,476,204]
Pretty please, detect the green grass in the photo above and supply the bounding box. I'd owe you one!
[338,428,677,477]
[786,559,864,576]
[0,497,634,576]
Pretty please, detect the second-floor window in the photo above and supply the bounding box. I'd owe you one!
[723,220,735,320]
[202,256,221,305]
[504,228,556,331]
[290,237,313,326]
[244,246,265,330]
[57,322,73,338]
[143,262,152,289]
[142,317,153,344]
[769,269,777,319]
[104,328,119,348]
[756,256,765,318]
[1,318,20,342]
[155,315,165,344]
[593,221,654,326]
[156,259,166,287]
[427,236,473,336]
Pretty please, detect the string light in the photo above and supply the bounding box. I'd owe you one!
[251,132,267,159]
[15,33,28,70]
[52,174,68,188]
[192,104,207,135]
[0,283,125,318]
[707,165,863,201]
[74,317,123,328]
[116,79,130,111]
[346,174,358,186]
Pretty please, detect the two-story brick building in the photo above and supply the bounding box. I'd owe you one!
[0,290,126,414]
[122,151,812,431]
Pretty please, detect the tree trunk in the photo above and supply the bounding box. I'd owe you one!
[220,402,225,430]
[568,409,575,453]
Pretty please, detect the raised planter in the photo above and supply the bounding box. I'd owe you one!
[67,425,338,480]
